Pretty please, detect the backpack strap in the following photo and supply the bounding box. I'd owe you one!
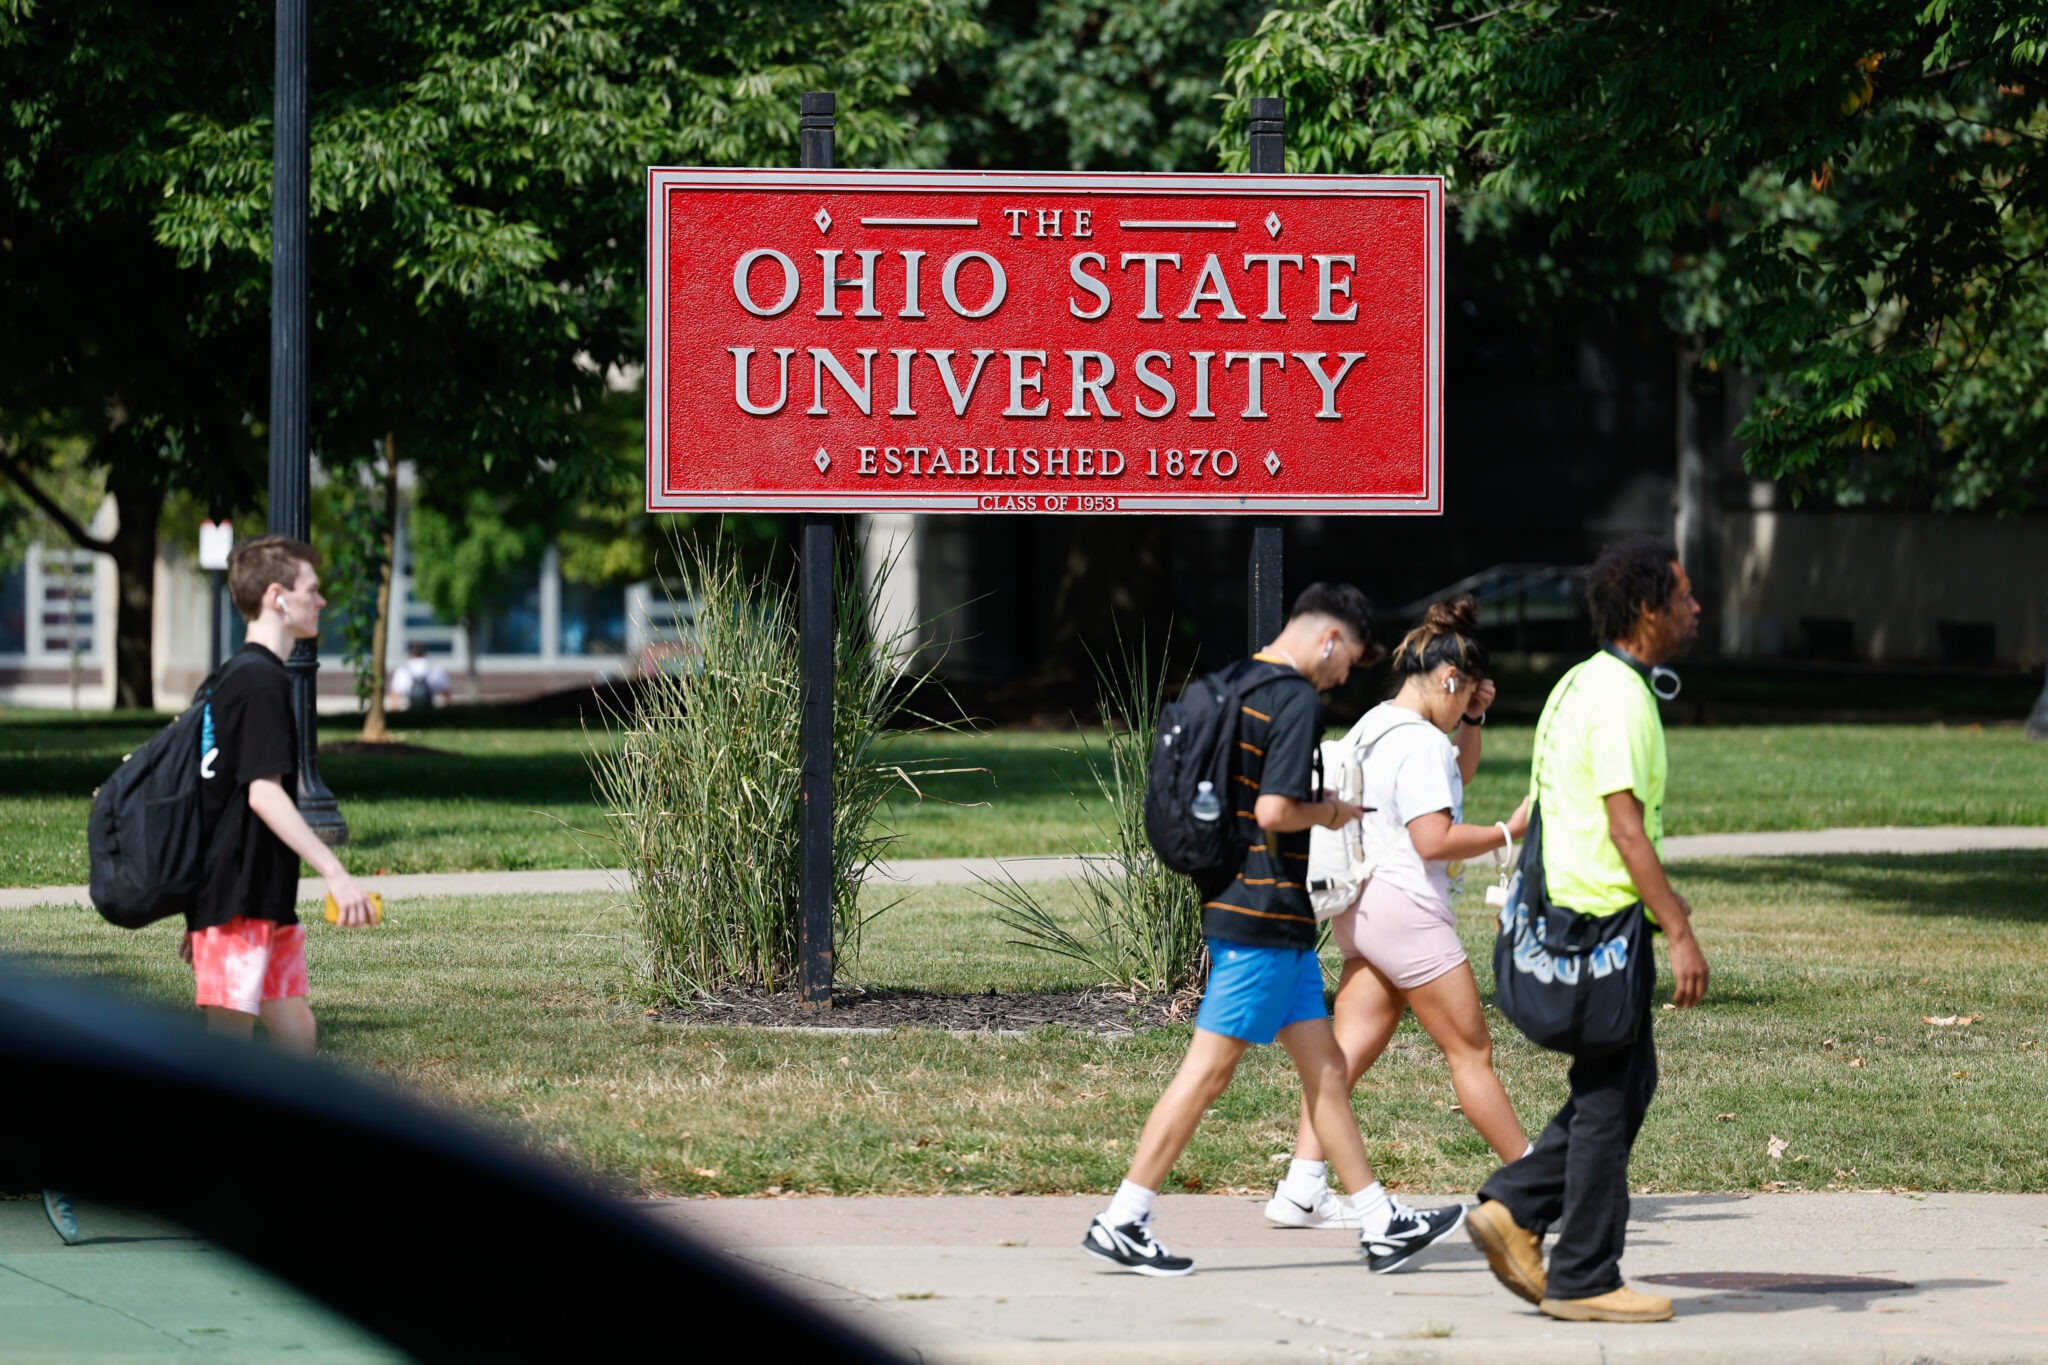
[192,648,251,707]
[1220,656,1322,795]
[195,648,267,762]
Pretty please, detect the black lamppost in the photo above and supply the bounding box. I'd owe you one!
[271,0,347,842]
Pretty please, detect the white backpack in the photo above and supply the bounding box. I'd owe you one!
[1306,706,1434,921]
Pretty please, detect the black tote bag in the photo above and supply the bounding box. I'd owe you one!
[1489,801,1653,1057]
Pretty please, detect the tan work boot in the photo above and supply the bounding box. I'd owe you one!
[1539,1284,1674,1322]
[1465,1199,1544,1304]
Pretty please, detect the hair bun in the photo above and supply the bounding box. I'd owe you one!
[1423,593,1479,637]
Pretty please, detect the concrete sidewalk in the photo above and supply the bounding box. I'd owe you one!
[0,1200,397,1361]
[10,1191,2040,1362]
[653,1191,2048,1363]
[4,826,2046,911]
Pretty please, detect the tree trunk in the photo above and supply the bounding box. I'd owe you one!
[463,619,481,701]
[359,434,399,742]
[102,458,163,711]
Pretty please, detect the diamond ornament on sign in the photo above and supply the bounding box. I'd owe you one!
[814,448,831,474]
[813,206,832,234]
[1264,449,1282,477]
[1264,211,1282,239]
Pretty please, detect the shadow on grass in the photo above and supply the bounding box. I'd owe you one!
[1681,853,2048,925]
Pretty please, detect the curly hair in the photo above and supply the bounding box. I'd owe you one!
[1389,593,1489,680]
[1586,535,1679,642]
[1289,581,1375,646]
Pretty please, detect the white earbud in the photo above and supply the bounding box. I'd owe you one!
[1321,640,1334,660]
[1443,673,1457,693]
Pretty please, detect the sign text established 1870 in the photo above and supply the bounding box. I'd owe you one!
[646,169,1443,515]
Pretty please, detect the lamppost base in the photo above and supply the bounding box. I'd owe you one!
[286,638,349,845]
[300,801,351,847]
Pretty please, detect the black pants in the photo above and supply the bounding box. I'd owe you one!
[1479,999,1659,1300]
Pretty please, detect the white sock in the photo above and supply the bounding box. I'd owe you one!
[1346,1180,1394,1235]
[1521,1141,1536,1160]
[1104,1179,1156,1228]
[1282,1159,1327,1197]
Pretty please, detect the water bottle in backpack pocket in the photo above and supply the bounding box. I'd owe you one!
[1143,659,1306,878]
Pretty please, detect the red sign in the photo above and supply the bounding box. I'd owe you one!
[646,169,1443,515]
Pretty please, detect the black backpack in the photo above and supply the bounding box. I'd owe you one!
[87,653,258,929]
[407,670,435,712]
[1143,659,1310,878]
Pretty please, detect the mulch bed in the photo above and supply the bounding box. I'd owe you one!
[652,985,1199,1035]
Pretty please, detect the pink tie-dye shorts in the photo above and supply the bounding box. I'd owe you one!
[191,917,309,1015]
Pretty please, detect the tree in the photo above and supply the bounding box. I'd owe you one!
[929,0,1272,172]
[1221,0,2048,510]
[7,1,990,708]
[1,3,272,706]
[315,436,400,740]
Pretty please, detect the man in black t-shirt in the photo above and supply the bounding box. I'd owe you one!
[187,536,377,1052]
[1084,584,1467,1278]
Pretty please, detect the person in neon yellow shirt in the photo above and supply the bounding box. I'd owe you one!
[1465,536,1710,1325]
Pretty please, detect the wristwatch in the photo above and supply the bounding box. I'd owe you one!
[1461,710,1487,727]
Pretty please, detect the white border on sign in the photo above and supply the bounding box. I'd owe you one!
[645,168,1444,516]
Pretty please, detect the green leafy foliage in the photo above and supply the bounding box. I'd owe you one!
[957,0,1270,171]
[587,539,958,1000]
[1223,1,2048,509]
[976,635,1204,996]
[314,461,394,710]
[407,486,550,645]
[5,1,991,690]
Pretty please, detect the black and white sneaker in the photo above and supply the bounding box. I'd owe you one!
[1082,1214,1195,1277]
[1362,1202,1466,1274]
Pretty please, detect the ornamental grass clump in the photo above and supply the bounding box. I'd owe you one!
[976,636,1204,996]
[589,541,950,1002]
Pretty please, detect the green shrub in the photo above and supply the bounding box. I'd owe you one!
[977,637,1204,995]
[589,540,949,1001]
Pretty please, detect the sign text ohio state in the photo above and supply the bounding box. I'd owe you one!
[646,169,1443,515]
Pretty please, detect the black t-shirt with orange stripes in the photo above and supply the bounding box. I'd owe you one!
[1198,654,1321,950]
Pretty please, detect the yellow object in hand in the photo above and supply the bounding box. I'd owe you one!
[324,891,383,925]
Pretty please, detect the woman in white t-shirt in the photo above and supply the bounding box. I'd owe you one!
[1266,595,1534,1229]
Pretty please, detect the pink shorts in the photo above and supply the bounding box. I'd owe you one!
[1326,877,1467,990]
[191,918,309,1015]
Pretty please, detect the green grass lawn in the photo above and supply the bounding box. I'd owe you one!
[3,709,2043,885]
[5,851,2043,1197]
[0,710,617,886]
[871,721,2048,855]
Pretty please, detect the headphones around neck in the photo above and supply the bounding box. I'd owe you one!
[1603,644,1681,701]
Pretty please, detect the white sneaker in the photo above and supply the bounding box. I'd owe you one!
[1263,1182,1365,1229]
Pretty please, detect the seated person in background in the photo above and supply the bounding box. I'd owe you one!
[385,642,452,711]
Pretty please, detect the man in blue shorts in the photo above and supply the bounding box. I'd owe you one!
[1084,584,1466,1277]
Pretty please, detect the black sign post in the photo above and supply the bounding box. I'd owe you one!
[797,92,837,1009]
[1246,97,1286,650]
